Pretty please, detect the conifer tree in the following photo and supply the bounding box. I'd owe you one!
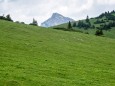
[67,21,72,29]
[86,15,89,23]
[30,18,38,26]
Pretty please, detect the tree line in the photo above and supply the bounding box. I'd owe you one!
[1,10,115,36]
[0,14,38,26]
[67,10,115,36]
[0,14,13,22]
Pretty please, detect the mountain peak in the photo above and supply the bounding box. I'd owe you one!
[52,13,63,17]
[41,13,74,27]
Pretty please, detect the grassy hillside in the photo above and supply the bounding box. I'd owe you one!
[54,11,115,39]
[0,20,115,86]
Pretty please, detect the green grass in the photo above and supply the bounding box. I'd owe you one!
[104,27,115,39]
[0,20,115,86]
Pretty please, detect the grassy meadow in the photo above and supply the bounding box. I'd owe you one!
[0,20,115,86]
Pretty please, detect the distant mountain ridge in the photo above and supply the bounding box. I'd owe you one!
[41,13,74,27]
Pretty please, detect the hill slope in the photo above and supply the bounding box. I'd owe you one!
[54,11,115,39]
[0,20,115,86]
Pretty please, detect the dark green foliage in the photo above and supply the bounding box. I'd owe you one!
[0,14,13,22]
[21,22,25,24]
[77,20,91,29]
[98,12,109,18]
[109,21,115,27]
[97,10,115,20]
[84,23,91,29]
[97,13,105,18]
[86,15,90,23]
[100,24,111,31]
[73,22,77,27]
[15,21,25,24]
[29,18,38,26]
[95,29,104,36]
[77,11,115,31]
[77,20,83,28]
[77,20,86,28]
[85,32,89,34]
[92,25,95,29]
[111,10,115,13]
[98,21,115,31]
[94,10,115,31]
[67,21,72,29]
[0,14,5,20]
[53,27,68,31]
[106,14,115,20]
[94,19,105,24]
[85,15,91,29]
[15,21,20,23]
[53,27,77,32]
[6,14,13,21]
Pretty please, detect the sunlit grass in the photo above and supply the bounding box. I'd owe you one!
[0,20,115,86]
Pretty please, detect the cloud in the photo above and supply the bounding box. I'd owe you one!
[0,0,115,25]
[0,0,4,3]
[97,0,115,5]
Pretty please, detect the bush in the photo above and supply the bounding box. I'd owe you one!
[85,32,89,34]
[95,29,103,36]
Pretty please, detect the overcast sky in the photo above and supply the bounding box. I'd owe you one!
[0,0,115,25]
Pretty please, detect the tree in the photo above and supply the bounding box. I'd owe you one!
[21,22,25,24]
[67,21,72,29]
[94,19,105,24]
[77,20,91,29]
[86,15,89,23]
[77,20,84,28]
[111,10,115,13]
[30,18,38,26]
[85,15,91,28]
[73,22,77,27]
[0,14,5,20]
[6,14,13,21]
[92,25,95,29]
[15,21,20,23]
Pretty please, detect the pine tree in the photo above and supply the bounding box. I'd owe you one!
[30,18,38,26]
[85,15,91,28]
[86,15,89,23]
[33,18,38,26]
[77,20,83,28]
[67,21,72,29]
